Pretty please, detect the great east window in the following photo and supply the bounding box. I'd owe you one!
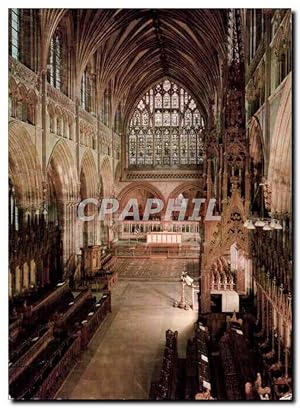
[127,79,205,168]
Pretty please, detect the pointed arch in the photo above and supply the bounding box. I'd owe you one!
[9,120,43,208]
[248,116,265,171]
[118,182,165,212]
[80,149,98,198]
[47,140,78,201]
[268,74,292,213]
[100,156,113,197]
[168,182,204,200]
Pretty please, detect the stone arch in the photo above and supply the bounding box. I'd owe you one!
[16,82,28,100]
[168,182,204,200]
[248,116,265,172]
[47,139,78,201]
[80,149,98,198]
[168,182,204,219]
[100,156,113,196]
[268,74,291,214]
[9,77,17,117]
[47,140,79,268]
[9,120,43,209]
[248,117,266,212]
[118,182,166,219]
[9,77,17,94]
[79,149,98,247]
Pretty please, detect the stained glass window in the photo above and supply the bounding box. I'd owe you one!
[11,9,20,60]
[127,79,205,167]
[48,30,62,90]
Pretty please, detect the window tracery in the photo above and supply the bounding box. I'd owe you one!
[127,79,205,167]
[10,9,20,60]
[48,30,62,90]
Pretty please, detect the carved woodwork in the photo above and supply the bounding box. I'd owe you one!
[81,245,101,277]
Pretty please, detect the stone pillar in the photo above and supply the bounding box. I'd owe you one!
[44,255,50,284]
[9,269,12,298]
[41,69,47,174]
[23,263,30,289]
[60,201,78,267]
[15,266,21,294]
[272,307,276,353]
[30,259,37,286]
[283,321,290,378]
[261,291,265,334]
[207,159,212,199]
[256,286,261,322]
[277,313,282,363]
[266,298,269,342]
[264,13,272,171]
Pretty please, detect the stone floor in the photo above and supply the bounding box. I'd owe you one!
[56,280,198,400]
[116,258,199,281]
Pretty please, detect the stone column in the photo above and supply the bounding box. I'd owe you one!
[15,266,21,294]
[30,259,36,286]
[264,13,272,171]
[41,69,47,174]
[283,321,290,378]
[60,200,78,268]
[256,285,261,322]
[261,291,265,334]
[23,263,30,290]
[277,313,282,364]
[266,298,269,342]
[207,159,212,199]
[9,269,12,298]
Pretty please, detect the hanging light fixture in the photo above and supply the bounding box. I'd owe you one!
[270,219,277,229]
[255,218,266,227]
[274,220,283,230]
[246,220,255,230]
[263,222,272,231]
[243,219,250,228]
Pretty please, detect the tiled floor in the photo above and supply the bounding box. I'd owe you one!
[56,281,198,400]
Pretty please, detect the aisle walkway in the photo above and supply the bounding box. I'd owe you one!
[56,281,197,400]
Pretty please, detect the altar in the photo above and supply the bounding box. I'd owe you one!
[146,232,182,246]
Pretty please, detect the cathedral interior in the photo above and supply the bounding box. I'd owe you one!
[8,9,292,401]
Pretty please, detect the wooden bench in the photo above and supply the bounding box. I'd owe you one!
[150,330,178,400]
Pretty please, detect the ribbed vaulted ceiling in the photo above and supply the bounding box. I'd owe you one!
[41,9,228,121]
